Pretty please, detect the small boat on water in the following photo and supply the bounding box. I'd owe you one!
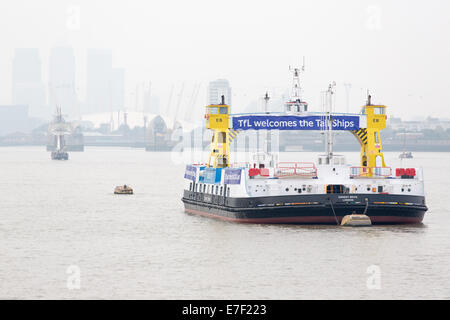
[51,149,69,160]
[399,151,413,159]
[399,130,413,159]
[114,185,133,194]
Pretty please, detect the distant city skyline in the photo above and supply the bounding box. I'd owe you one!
[12,48,46,119]
[86,48,125,115]
[9,46,128,120]
[6,43,450,125]
[1,0,449,121]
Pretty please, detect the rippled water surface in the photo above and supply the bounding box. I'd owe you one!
[0,147,449,299]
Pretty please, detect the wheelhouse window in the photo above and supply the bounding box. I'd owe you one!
[208,107,219,114]
[373,107,386,115]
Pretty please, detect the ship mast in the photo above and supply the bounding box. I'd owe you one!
[291,67,302,102]
[290,57,305,102]
[324,82,336,164]
[49,106,70,160]
[263,92,270,154]
[286,58,308,113]
[54,106,65,152]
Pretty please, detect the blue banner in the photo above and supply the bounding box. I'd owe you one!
[224,168,242,185]
[232,115,359,131]
[184,165,197,181]
[202,168,222,184]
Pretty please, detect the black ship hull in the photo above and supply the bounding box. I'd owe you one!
[182,191,427,224]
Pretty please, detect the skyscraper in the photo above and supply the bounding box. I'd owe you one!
[110,68,125,112]
[208,79,232,106]
[86,49,112,114]
[49,46,77,118]
[12,48,47,119]
[86,49,125,115]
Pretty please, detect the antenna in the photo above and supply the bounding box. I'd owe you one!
[263,92,271,153]
[290,65,303,100]
[324,82,336,163]
[328,81,336,112]
[366,90,372,106]
[263,91,270,113]
[286,59,308,113]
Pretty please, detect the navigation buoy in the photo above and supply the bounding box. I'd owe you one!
[341,213,372,227]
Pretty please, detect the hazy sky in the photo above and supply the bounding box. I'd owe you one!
[0,0,449,120]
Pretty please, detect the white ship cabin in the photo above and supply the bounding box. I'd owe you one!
[185,156,425,199]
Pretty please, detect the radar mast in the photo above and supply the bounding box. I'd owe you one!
[285,58,308,113]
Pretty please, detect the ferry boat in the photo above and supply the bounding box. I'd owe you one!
[181,74,428,224]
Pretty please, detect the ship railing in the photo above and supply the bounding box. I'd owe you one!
[275,162,318,178]
[230,162,250,168]
[192,163,208,167]
[350,167,392,178]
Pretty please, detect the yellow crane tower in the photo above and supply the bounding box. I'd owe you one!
[205,96,230,168]
[352,95,387,176]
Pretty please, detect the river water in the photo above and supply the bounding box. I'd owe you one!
[0,147,449,299]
